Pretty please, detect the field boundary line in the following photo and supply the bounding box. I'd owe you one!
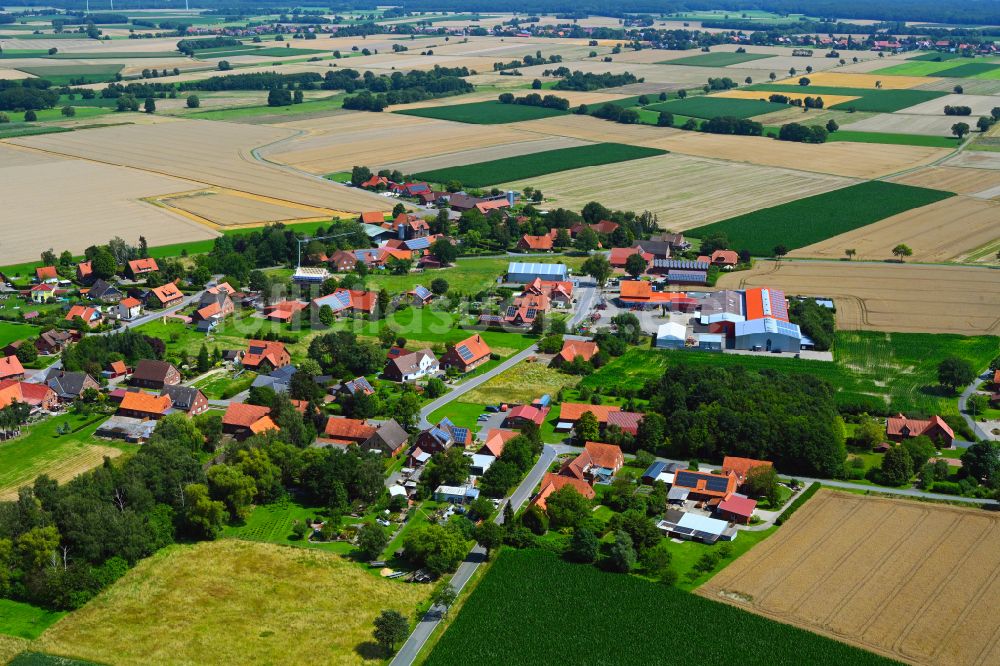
[893,517,995,658]
[966,568,1000,665]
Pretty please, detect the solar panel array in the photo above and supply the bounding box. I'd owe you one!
[761,288,788,320]
[674,471,699,488]
[505,306,518,318]
[525,308,537,320]
[507,262,568,277]
[405,237,431,251]
[653,259,710,270]
[668,270,707,283]
[457,344,474,361]
[452,427,468,443]
[705,476,730,492]
[412,285,432,300]
[774,319,800,337]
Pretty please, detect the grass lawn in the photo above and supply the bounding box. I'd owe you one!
[0,321,40,347]
[583,332,999,420]
[669,527,776,591]
[395,100,569,124]
[35,540,431,665]
[188,94,344,121]
[424,548,897,666]
[685,180,954,255]
[222,497,353,556]
[662,52,774,67]
[362,255,587,295]
[14,64,122,85]
[827,130,960,147]
[0,413,135,500]
[381,500,444,563]
[0,600,65,640]
[645,96,789,119]
[426,401,487,431]
[191,370,256,400]
[461,361,580,405]
[412,143,667,188]
[745,84,948,112]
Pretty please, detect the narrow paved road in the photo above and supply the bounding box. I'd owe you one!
[958,369,995,442]
[389,444,557,666]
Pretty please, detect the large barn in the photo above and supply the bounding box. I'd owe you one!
[506,262,568,284]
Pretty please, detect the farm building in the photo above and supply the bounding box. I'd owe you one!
[502,404,549,428]
[506,262,568,284]
[697,333,724,351]
[886,414,955,447]
[657,511,737,544]
[223,403,278,440]
[655,322,687,350]
[716,495,757,525]
[618,281,696,311]
[642,461,685,485]
[130,360,181,390]
[434,485,480,505]
[533,473,596,510]
[722,456,774,486]
[671,469,738,502]
[733,318,802,352]
[242,340,290,371]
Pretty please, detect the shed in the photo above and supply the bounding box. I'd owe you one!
[506,262,568,284]
[469,454,496,476]
[655,322,687,350]
[697,333,724,352]
[667,486,690,504]
[642,461,667,484]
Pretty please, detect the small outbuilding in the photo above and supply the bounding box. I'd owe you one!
[655,322,687,350]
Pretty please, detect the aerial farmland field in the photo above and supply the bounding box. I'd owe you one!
[395,100,569,124]
[659,51,775,67]
[644,96,790,119]
[701,491,1000,666]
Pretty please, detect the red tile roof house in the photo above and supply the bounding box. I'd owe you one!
[125,257,159,279]
[671,469,738,503]
[0,380,57,411]
[328,250,358,272]
[533,473,596,510]
[886,414,955,448]
[504,293,549,326]
[262,300,307,323]
[522,277,573,306]
[105,360,128,379]
[606,410,644,436]
[609,247,653,272]
[223,403,279,440]
[502,404,550,428]
[383,213,430,240]
[552,340,598,367]
[478,429,518,457]
[318,417,377,447]
[129,359,181,390]
[115,297,143,321]
[558,403,621,427]
[716,495,757,524]
[442,334,491,373]
[695,249,739,268]
[561,441,625,484]
[117,391,172,420]
[65,305,103,328]
[0,355,25,381]
[35,266,58,283]
[359,211,387,225]
[76,261,94,284]
[721,456,774,488]
[242,340,290,371]
[518,234,554,252]
[148,282,184,309]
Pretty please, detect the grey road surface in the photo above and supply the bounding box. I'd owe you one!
[958,370,996,442]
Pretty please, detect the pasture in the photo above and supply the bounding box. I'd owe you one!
[717,260,1000,335]
[36,540,430,666]
[645,96,790,119]
[396,100,568,124]
[701,491,1000,666]
[412,143,666,187]
[460,362,580,405]
[687,181,953,256]
[425,548,897,666]
[660,52,774,67]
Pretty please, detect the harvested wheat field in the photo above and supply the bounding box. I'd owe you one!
[499,153,854,231]
[842,113,963,136]
[159,189,343,228]
[789,197,1000,262]
[717,260,1000,334]
[700,490,1000,666]
[897,93,1000,116]
[38,540,430,666]
[386,136,593,174]
[265,112,538,173]
[8,119,392,214]
[890,165,1000,195]
[774,72,936,88]
[0,144,214,264]
[712,88,861,108]
[0,445,123,501]
[944,150,1000,170]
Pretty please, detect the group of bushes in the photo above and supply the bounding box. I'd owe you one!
[0,80,59,112]
[769,93,825,109]
[944,105,972,116]
[498,91,569,110]
[777,122,829,143]
[554,70,639,91]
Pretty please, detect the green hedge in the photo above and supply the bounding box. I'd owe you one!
[775,482,821,526]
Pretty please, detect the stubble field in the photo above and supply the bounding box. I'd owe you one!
[889,165,1000,194]
[718,260,1000,335]
[789,197,1000,263]
[700,491,1000,666]
[158,189,342,228]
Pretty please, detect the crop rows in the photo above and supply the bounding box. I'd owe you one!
[395,100,569,125]
[645,96,789,119]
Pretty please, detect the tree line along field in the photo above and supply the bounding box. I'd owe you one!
[425,548,898,666]
[745,85,947,112]
[412,143,666,187]
[395,100,569,124]
[686,181,954,256]
[700,491,1000,666]
[581,331,999,419]
[645,96,791,119]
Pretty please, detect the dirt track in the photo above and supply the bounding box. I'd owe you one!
[700,490,1000,666]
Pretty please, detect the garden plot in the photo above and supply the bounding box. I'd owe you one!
[889,165,1000,194]
[498,153,854,231]
[385,136,593,174]
[788,197,1000,263]
[701,491,1000,666]
[895,93,1000,116]
[0,144,214,264]
[716,260,1000,335]
[841,112,965,136]
[8,119,392,214]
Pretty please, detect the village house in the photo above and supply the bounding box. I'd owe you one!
[562,441,625,484]
[415,418,471,455]
[117,391,172,420]
[192,283,235,330]
[609,247,654,273]
[533,473,595,510]
[65,304,103,328]
[86,279,122,304]
[441,334,491,373]
[328,250,358,272]
[886,414,955,448]
[337,376,375,399]
[0,355,25,381]
[242,340,290,372]
[504,293,549,327]
[670,469,738,504]
[76,261,94,285]
[115,297,143,321]
[557,402,621,428]
[311,289,378,317]
[408,285,434,307]
[35,329,73,356]
[104,360,128,379]
[262,300,307,323]
[125,258,159,280]
[130,359,181,390]
[696,249,739,268]
[478,428,518,458]
[148,282,184,309]
[0,380,57,411]
[29,283,57,304]
[318,417,377,447]
[522,277,572,307]
[35,266,58,283]
[223,403,278,440]
[649,232,691,251]
[716,495,758,525]
[518,234,554,252]
[364,419,409,456]
[45,369,99,401]
[384,348,439,382]
[618,281,697,312]
[434,484,480,505]
[552,339,599,367]
[160,385,209,415]
[383,213,430,240]
[502,404,549,429]
[721,456,774,489]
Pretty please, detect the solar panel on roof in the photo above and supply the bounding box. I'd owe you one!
[705,477,730,492]
[452,427,468,442]
[413,285,432,299]
[674,471,698,488]
[457,345,474,361]
[430,428,450,443]
[406,238,431,251]
[505,306,517,318]
[526,308,537,319]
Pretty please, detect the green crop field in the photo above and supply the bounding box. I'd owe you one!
[188,94,345,121]
[194,46,325,58]
[14,64,123,85]
[661,52,774,67]
[582,332,999,419]
[746,84,947,112]
[645,96,788,119]
[0,125,71,140]
[686,181,953,255]
[872,60,967,76]
[826,130,960,147]
[908,51,961,61]
[937,61,1000,77]
[425,549,897,666]
[395,101,568,124]
[0,600,65,640]
[413,143,667,187]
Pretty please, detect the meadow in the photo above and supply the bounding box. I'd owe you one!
[826,130,959,148]
[661,52,774,67]
[36,540,430,666]
[646,96,789,119]
[746,84,947,112]
[908,51,961,61]
[686,180,953,255]
[582,331,999,419]
[0,600,65,640]
[13,64,122,85]
[425,548,898,666]
[395,100,569,124]
[0,321,40,348]
[412,143,667,187]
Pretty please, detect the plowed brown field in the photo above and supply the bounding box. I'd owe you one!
[700,491,1000,666]
[717,260,1000,335]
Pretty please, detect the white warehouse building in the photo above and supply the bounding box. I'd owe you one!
[733,318,802,352]
[506,262,568,283]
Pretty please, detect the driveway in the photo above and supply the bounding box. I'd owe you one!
[389,444,557,666]
[958,369,997,442]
